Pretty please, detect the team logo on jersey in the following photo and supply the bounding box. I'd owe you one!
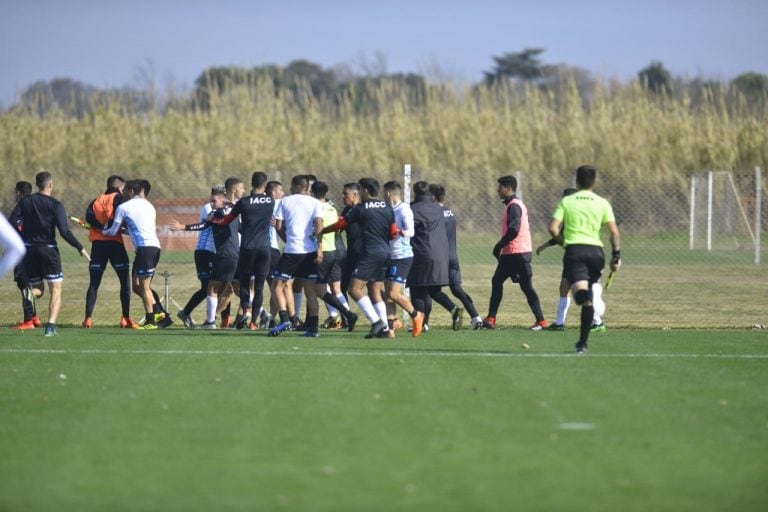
[249,196,273,204]
[365,201,387,208]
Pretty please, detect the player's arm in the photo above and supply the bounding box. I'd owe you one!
[55,203,89,260]
[314,216,324,263]
[84,199,104,229]
[101,205,125,237]
[321,216,348,234]
[494,203,521,257]
[169,219,210,231]
[607,221,621,272]
[399,208,415,237]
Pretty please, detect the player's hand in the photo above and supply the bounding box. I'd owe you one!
[492,242,502,259]
[610,250,621,272]
[80,248,91,262]
[315,252,323,265]
[168,219,185,231]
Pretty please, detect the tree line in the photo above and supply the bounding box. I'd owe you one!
[7,48,768,118]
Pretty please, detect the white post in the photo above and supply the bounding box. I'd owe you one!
[403,164,412,203]
[707,171,713,252]
[689,174,697,251]
[515,170,523,200]
[756,167,763,265]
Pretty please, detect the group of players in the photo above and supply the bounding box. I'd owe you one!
[4,165,620,352]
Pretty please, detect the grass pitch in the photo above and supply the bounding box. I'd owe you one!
[1,326,767,511]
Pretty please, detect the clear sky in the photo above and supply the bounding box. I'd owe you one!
[1,0,767,106]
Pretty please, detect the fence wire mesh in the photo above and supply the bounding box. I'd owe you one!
[1,167,765,329]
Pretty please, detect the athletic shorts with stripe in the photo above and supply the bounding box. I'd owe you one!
[89,240,130,273]
[273,252,318,281]
[133,247,161,278]
[23,245,63,283]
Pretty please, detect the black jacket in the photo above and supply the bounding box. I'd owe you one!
[407,197,450,287]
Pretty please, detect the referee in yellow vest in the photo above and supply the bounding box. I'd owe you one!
[549,165,621,354]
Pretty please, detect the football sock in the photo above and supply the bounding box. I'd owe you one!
[206,296,218,324]
[336,293,350,310]
[293,293,303,318]
[373,301,388,328]
[592,282,605,318]
[556,296,570,325]
[580,305,594,343]
[356,296,380,324]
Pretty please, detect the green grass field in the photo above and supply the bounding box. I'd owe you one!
[1,326,766,511]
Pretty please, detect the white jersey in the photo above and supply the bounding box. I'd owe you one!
[273,194,322,254]
[103,197,160,248]
[0,212,26,277]
[389,201,414,259]
[196,203,215,253]
[270,199,281,250]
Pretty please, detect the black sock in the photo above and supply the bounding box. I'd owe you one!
[145,312,155,325]
[307,315,319,333]
[279,310,290,323]
[580,305,594,343]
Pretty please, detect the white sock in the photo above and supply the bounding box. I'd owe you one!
[556,296,571,325]
[293,293,303,318]
[326,302,338,317]
[356,296,380,324]
[592,283,605,320]
[373,301,389,329]
[206,296,218,323]
[336,293,350,311]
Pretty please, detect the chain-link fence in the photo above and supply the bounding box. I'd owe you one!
[1,167,765,329]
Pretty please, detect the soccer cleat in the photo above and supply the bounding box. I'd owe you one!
[236,311,252,330]
[291,317,305,331]
[141,323,158,330]
[322,316,342,329]
[220,316,232,329]
[575,341,588,354]
[346,312,359,332]
[391,318,404,331]
[248,321,257,331]
[481,317,496,329]
[529,320,548,331]
[451,307,464,331]
[43,324,58,337]
[300,330,320,338]
[546,323,565,331]
[157,314,174,329]
[198,321,217,329]
[471,317,484,330]
[411,311,425,337]
[591,323,607,333]
[12,320,37,330]
[258,310,272,329]
[385,328,395,338]
[365,320,387,339]
[31,315,43,327]
[268,321,292,337]
[120,316,139,329]
[176,310,196,328]
[82,317,93,328]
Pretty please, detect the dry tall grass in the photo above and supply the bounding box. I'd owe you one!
[1,78,766,231]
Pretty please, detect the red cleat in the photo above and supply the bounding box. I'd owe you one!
[82,317,93,328]
[529,320,548,331]
[481,317,496,329]
[31,315,43,327]
[12,320,36,330]
[120,316,139,329]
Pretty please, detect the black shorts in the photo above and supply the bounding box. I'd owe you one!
[387,257,413,284]
[194,250,215,281]
[353,252,388,283]
[133,247,161,278]
[238,246,271,282]
[563,245,605,285]
[494,252,533,283]
[89,240,130,274]
[23,245,63,283]
[273,252,318,281]
[211,256,238,283]
[316,250,338,284]
[448,259,462,286]
[269,248,281,274]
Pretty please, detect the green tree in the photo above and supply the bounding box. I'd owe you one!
[484,48,545,85]
[638,61,672,94]
[731,72,768,102]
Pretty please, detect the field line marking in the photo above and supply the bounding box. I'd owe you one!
[1,348,767,359]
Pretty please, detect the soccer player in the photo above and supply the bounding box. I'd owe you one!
[269,175,325,336]
[0,213,25,278]
[209,172,275,330]
[82,175,136,328]
[264,180,286,328]
[322,177,396,338]
[482,175,548,331]
[311,181,358,332]
[407,181,455,335]
[426,183,483,329]
[536,188,607,332]
[10,181,41,330]
[102,179,169,329]
[172,184,224,328]
[382,180,423,337]
[549,165,621,353]
[9,171,90,336]
[339,183,362,298]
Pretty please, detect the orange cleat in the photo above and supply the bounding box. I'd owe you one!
[481,317,496,329]
[411,311,425,337]
[82,317,93,328]
[12,320,36,330]
[249,321,257,331]
[391,318,404,331]
[221,316,231,328]
[31,315,43,327]
[120,316,139,329]
[529,320,548,331]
